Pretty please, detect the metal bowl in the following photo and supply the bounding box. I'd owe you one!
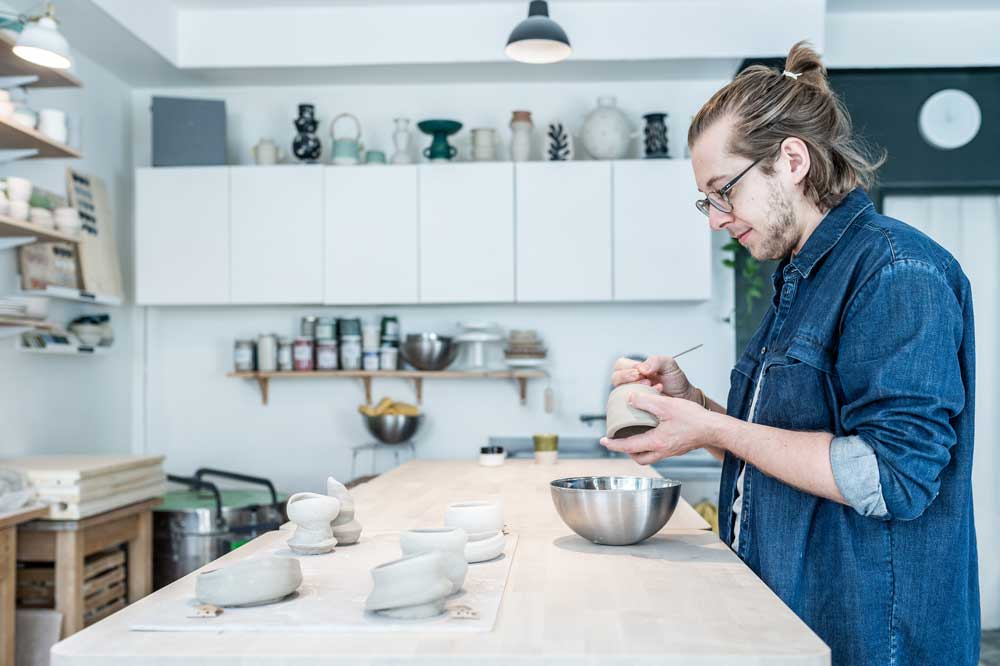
[399,333,459,371]
[364,414,423,444]
[550,476,681,546]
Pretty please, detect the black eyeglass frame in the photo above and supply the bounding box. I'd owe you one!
[695,158,762,217]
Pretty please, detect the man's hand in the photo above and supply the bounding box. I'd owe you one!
[611,355,698,402]
[600,390,721,465]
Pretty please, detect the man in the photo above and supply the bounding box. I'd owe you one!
[602,42,979,665]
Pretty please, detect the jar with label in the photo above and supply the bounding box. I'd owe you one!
[380,316,400,347]
[300,316,318,339]
[277,337,293,371]
[234,339,255,372]
[379,345,399,371]
[257,334,278,372]
[293,337,314,371]
[316,317,336,340]
[362,349,380,371]
[340,335,362,370]
[316,338,339,370]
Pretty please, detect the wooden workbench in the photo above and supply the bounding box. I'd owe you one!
[1,503,48,666]
[50,459,830,665]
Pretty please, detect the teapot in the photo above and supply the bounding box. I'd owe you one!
[330,113,364,165]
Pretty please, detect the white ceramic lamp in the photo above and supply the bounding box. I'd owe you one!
[13,15,71,69]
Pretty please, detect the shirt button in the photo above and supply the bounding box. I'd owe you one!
[760,347,766,355]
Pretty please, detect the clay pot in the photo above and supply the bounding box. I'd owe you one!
[286,492,340,555]
[333,519,363,545]
[444,501,503,540]
[365,551,452,619]
[606,383,660,439]
[465,531,505,563]
[400,527,468,594]
[195,556,302,607]
[327,476,362,544]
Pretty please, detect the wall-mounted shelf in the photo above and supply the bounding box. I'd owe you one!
[0,214,77,244]
[0,115,80,159]
[21,285,121,305]
[0,32,81,88]
[228,369,546,406]
[18,342,109,355]
[0,316,53,338]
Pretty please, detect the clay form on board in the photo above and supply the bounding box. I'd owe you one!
[365,551,452,619]
[444,501,503,539]
[286,492,340,555]
[327,476,362,545]
[606,383,660,439]
[464,530,505,563]
[195,556,302,607]
[400,527,469,594]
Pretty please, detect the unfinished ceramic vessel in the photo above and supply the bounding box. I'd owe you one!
[365,551,452,619]
[195,556,302,607]
[444,500,503,540]
[606,383,660,439]
[465,530,505,563]
[286,492,340,555]
[400,527,468,594]
[327,476,362,545]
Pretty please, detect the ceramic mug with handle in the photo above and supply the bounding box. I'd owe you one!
[252,138,284,165]
[330,113,364,165]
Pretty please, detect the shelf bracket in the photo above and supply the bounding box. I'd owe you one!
[0,149,38,163]
[255,376,269,406]
[413,378,423,405]
[517,378,528,405]
[362,377,372,405]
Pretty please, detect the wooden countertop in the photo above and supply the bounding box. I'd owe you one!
[51,459,830,665]
[0,504,47,531]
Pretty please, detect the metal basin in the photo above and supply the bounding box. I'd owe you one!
[364,414,423,444]
[400,333,459,371]
[550,476,681,545]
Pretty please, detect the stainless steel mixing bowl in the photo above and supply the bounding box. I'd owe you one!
[550,476,681,545]
[399,333,459,371]
[364,414,423,444]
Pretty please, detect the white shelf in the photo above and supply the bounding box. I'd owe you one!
[18,342,110,355]
[21,286,122,306]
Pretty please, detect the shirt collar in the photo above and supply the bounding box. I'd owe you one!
[786,188,874,279]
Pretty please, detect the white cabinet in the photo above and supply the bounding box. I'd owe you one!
[230,166,324,304]
[418,163,514,303]
[612,160,711,301]
[324,165,419,304]
[135,167,230,305]
[515,162,612,302]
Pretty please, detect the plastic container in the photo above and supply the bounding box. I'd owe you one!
[379,346,399,371]
[340,335,362,370]
[362,349,380,371]
[316,338,339,370]
[293,337,314,371]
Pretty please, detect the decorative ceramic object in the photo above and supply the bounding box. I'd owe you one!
[365,150,387,164]
[642,112,669,159]
[365,551,452,619]
[195,557,302,607]
[400,528,469,594]
[534,433,558,465]
[292,104,322,163]
[606,383,660,439]
[253,138,284,165]
[286,492,340,555]
[391,117,412,164]
[581,95,632,160]
[471,128,497,161]
[464,530,505,563]
[444,501,503,540]
[330,113,364,165]
[546,122,573,161]
[418,119,462,161]
[510,110,533,162]
[327,476,362,545]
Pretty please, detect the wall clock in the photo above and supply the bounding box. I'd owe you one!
[918,88,982,150]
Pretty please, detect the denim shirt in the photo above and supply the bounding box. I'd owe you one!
[720,188,980,665]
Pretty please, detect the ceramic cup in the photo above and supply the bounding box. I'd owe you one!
[38,109,67,144]
[286,492,341,555]
[444,500,503,540]
[8,200,28,221]
[195,556,302,607]
[6,177,31,202]
[465,530,505,563]
[54,207,80,235]
[606,383,660,439]
[364,150,387,164]
[365,551,452,619]
[30,208,54,229]
[400,527,468,594]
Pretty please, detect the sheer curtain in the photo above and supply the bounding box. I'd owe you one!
[884,194,1000,629]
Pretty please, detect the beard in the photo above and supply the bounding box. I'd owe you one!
[749,179,798,261]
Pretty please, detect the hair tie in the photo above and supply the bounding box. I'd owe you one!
[782,70,801,80]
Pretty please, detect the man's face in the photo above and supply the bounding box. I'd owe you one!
[691,117,800,261]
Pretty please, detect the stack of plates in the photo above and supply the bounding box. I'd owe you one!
[0,296,48,320]
[505,329,547,368]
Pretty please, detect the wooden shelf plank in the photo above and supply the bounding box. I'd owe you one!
[21,286,121,305]
[0,115,80,158]
[0,31,81,88]
[0,214,77,243]
[228,370,546,380]
[0,316,53,329]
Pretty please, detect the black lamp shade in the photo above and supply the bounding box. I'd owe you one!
[505,0,572,64]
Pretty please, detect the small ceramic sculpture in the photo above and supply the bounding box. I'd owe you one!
[444,501,503,540]
[510,110,533,162]
[546,122,573,161]
[400,527,469,594]
[606,383,660,439]
[365,551,452,619]
[464,531,505,563]
[195,557,302,607]
[286,492,340,555]
[327,476,363,545]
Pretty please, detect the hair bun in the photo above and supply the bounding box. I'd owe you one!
[783,40,829,91]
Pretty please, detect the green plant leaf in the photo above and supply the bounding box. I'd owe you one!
[722,259,735,269]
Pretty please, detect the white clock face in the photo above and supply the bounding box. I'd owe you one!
[918,88,982,150]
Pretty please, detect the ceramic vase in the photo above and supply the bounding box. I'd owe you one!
[286,492,340,555]
[195,556,302,607]
[327,476,363,545]
[365,551,452,619]
[546,122,573,161]
[444,501,504,541]
[642,112,669,159]
[581,95,632,160]
[464,530,505,563]
[391,117,412,164]
[292,104,322,163]
[400,528,469,594]
[510,110,533,162]
[605,383,660,439]
[471,128,497,161]
[418,119,462,161]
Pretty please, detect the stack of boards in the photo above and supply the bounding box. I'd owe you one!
[1,455,165,520]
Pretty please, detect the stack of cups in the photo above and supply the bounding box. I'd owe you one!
[6,177,31,221]
[379,316,400,370]
[471,128,497,161]
[338,318,362,370]
[362,322,380,371]
[54,207,81,237]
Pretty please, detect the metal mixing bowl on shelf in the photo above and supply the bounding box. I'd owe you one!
[550,476,681,546]
[399,333,459,371]
[364,413,423,444]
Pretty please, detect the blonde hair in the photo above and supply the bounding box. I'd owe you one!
[688,41,885,211]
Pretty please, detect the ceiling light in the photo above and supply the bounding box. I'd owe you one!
[505,1,571,65]
[10,5,72,70]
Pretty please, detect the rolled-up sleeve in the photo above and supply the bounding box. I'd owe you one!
[834,259,966,521]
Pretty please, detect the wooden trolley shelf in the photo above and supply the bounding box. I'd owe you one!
[228,369,547,406]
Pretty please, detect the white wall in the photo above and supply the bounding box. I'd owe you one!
[0,51,135,457]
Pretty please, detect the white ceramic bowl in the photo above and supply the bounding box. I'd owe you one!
[7,200,28,220]
[465,531,505,563]
[365,551,451,618]
[444,500,503,537]
[332,519,362,545]
[195,556,302,607]
[400,527,468,594]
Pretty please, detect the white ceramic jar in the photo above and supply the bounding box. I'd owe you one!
[581,95,632,160]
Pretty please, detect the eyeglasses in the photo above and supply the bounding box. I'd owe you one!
[695,158,762,217]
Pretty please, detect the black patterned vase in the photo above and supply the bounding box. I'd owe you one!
[642,112,669,159]
[292,104,322,163]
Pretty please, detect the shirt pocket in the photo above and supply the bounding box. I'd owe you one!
[755,335,837,432]
[726,354,760,421]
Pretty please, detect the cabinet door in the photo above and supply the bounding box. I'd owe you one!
[613,160,711,301]
[324,165,418,304]
[135,167,230,305]
[515,162,612,302]
[230,166,324,304]
[418,163,514,303]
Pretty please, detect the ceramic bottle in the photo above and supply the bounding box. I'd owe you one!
[292,104,322,163]
[510,110,533,162]
[581,95,632,160]
[391,117,412,164]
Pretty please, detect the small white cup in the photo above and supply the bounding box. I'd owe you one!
[30,208,54,229]
[6,177,31,202]
[8,200,28,220]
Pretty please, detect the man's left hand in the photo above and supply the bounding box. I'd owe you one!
[600,391,721,465]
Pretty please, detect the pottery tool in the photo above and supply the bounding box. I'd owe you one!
[671,343,703,360]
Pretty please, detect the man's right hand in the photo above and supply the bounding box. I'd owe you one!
[611,355,698,403]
